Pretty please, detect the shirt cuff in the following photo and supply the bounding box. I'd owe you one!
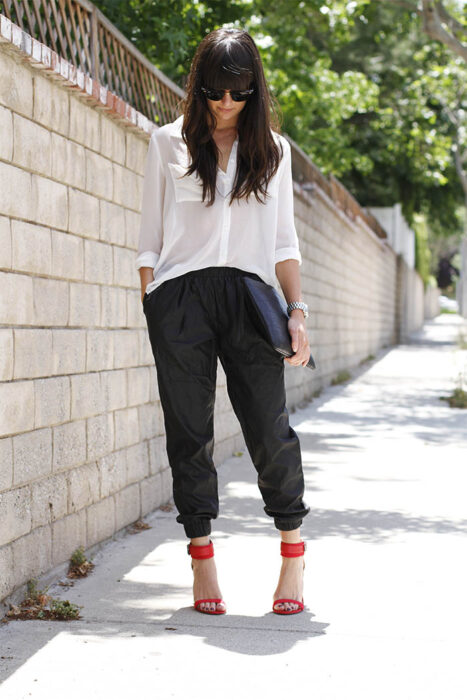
[136,251,160,270]
[275,247,302,266]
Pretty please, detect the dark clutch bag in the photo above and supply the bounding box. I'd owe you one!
[242,276,316,370]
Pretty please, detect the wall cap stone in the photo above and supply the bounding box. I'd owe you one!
[0,13,157,140]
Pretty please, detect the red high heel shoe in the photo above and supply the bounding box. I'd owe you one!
[187,539,226,615]
[272,540,306,615]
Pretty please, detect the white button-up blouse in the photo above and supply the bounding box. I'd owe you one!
[136,114,302,296]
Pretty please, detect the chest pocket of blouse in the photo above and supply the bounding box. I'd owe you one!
[167,162,204,203]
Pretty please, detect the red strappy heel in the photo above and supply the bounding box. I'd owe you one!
[272,540,306,615]
[187,539,226,615]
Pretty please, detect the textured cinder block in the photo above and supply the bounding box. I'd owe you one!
[33,73,68,136]
[125,441,149,485]
[31,471,68,527]
[213,436,232,468]
[125,131,148,176]
[113,246,135,288]
[100,369,127,412]
[0,485,31,546]
[13,427,52,486]
[68,188,99,239]
[100,286,127,328]
[68,461,100,512]
[140,472,162,515]
[86,496,116,546]
[30,173,67,230]
[51,229,84,281]
[14,328,53,379]
[0,215,11,270]
[69,93,100,151]
[113,162,141,211]
[13,112,51,175]
[86,412,114,461]
[69,282,100,328]
[100,199,126,246]
[51,509,87,567]
[127,366,151,407]
[85,149,113,200]
[70,372,103,420]
[0,543,14,602]
[148,435,169,476]
[113,329,139,368]
[84,239,113,285]
[0,161,32,221]
[214,408,239,445]
[11,220,52,276]
[137,402,158,442]
[124,207,140,251]
[51,132,86,189]
[0,329,13,381]
[11,524,52,586]
[52,420,87,472]
[0,50,33,117]
[114,483,140,531]
[114,406,139,450]
[34,376,70,428]
[51,329,86,375]
[128,289,147,330]
[139,330,155,368]
[159,467,173,505]
[32,277,69,327]
[86,330,114,372]
[0,379,35,437]
[101,114,126,165]
[0,437,13,491]
[0,105,12,161]
[99,449,127,498]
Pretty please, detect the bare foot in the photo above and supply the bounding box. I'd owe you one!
[273,555,305,613]
[192,556,226,613]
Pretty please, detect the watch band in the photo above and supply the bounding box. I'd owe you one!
[287,301,309,318]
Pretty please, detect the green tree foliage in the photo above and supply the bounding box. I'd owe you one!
[91,0,465,239]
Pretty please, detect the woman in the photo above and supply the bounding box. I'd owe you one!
[137,27,311,616]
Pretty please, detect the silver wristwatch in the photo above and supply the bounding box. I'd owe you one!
[287,301,309,318]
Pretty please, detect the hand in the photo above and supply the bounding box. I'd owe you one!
[285,311,311,367]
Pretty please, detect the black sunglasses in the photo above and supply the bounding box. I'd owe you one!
[200,86,255,102]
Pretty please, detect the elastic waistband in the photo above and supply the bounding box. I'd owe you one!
[182,266,263,281]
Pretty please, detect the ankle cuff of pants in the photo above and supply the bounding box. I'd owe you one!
[176,515,212,539]
[274,517,303,532]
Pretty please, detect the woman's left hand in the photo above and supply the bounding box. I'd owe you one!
[286,312,311,367]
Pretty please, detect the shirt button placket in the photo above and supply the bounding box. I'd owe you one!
[218,196,231,266]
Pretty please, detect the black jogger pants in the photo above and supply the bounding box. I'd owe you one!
[142,265,310,539]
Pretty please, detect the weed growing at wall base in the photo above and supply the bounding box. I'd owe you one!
[2,578,82,622]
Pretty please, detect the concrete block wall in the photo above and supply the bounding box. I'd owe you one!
[395,254,425,342]
[424,285,441,320]
[283,187,398,407]
[0,35,245,608]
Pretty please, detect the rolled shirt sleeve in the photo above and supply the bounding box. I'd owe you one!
[274,138,302,266]
[136,129,166,270]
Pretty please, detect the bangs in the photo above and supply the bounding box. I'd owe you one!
[202,44,254,90]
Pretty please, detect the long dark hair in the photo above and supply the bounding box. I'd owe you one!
[179,28,284,207]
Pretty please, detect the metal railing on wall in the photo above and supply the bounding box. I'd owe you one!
[0,0,184,124]
[1,0,387,241]
[288,135,387,239]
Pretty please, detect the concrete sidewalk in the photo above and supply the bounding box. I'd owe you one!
[1,314,467,699]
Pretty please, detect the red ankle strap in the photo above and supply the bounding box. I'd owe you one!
[280,540,306,557]
[187,540,214,559]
